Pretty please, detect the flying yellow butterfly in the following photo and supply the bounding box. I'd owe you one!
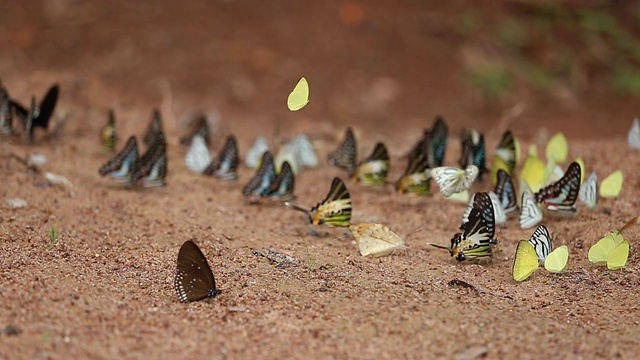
[287,77,310,111]
[349,222,407,257]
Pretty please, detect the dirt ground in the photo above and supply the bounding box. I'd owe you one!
[1,2,640,359]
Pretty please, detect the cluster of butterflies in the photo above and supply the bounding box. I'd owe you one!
[98,110,167,187]
[0,83,59,143]
[513,215,637,281]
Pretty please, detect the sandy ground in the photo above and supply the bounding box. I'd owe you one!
[1,2,640,359]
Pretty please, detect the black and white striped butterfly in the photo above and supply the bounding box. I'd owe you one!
[352,142,389,185]
[527,224,552,262]
[534,161,581,212]
[578,171,598,209]
[134,132,167,188]
[462,191,506,227]
[185,134,239,180]
[11,84,59,143]
[459,128,487,179]
[175,240,221,303]
[328,127,357,173]
[430,192,496,261]
[520,190,543,229]
[494,169,518,215]
[99,135,140,183]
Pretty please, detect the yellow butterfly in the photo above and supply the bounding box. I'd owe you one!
[545,132,568,163]
[589,215,636,270]
[285,177,351,227]
[599,169,623,198]
[287,77,309,111]
[520,145,546,193]
[513,225,568,281]
[349,222,407,257]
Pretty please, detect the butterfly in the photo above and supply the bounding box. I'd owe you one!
[494,169,518,215]
[287,77,310,111]
[459,128,487,179]
[245,136,270,168]
[328,127,357,173]
[545,132,568,163]
[143,109,163,145]
[349,222,407,257]
[396,135,431,194]
[588,215,637,270]
[98,135,140,183]
[628,118,640,149]
[600,170,623,198]
[425,116,448,168]
[290,134,318,168]
[534,161,581,212]
[242,151,277,197]
[185,134,239,180]
[269,161,295,201]
[352,142,389,185]
[512,226,569,282]
[430,165,479,197]
[429,192,496,261]
[0,86,13,135]
[285,177,351,227]
[180,114,211,147]
[11,84,59,143]
[578,171,598,208]
[520,144,546,193]
[462,192,506,228]
[275,143,301,175]
[490,130,519,184]
[519,191,543,229]
[101,110,117,151]
[133,133,167,188]
[175,240,221,303]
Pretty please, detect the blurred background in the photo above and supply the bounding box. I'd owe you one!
[1,0,639,140]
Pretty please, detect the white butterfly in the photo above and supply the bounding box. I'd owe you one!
[628,118,640,149]
[520,191,543,229]
[462,192,506,227]
[291,134,318,168]
[185,134,212,173]
[275,143,301,175]
[245,136,270,168]
[349,222,407,257]
[518,178,533,207]
[578,171,598,209]
[527,224,552,261]
[431,165,478,197]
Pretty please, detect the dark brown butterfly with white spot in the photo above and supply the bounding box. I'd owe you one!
[175,240,221,303]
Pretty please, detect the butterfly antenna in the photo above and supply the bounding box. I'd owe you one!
[404,225,424,241]
[284,201,311,215]
[620,214,639,234]
[426,242,450,250]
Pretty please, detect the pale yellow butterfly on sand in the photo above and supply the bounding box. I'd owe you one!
[349,222,407,257]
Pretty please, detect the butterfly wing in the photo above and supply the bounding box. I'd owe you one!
[519,192,543,229]
[495,130,517,172]
[185,133,213,173]
[350,223,405,257]
[245,136,270,168]
[353,142,389,185]
[101,110,117,150]
[459,128,487,177]
[528,225,552,261]
[534,161,581,212]
[291,134,319,168]
[488,191,506,227]
[578,171,598,208]
[205,135,239,180]
[328,127,357,172]
[134,138,167,188]
[287,77,310,111]
[99,136,139,183]
[143,110,163,145]
[452,208,494,260]
[588,231,623,264]
[513,240,540,281]
[175,240,220,303]
[607,240,629,270]
[310,177,352,227]
[180,115,211,147]
[429,116,448,167]
[270,161,295,201]
[395,171,431,195]
[431,167,465,197]
[628,118,640,149]
[0,86,13,135]
[600,170,623,198]
[544,245,569,273]
[242,151,277,197]
[495,169,518,215]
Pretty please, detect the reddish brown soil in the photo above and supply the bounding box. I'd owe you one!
[1,2,639,359]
